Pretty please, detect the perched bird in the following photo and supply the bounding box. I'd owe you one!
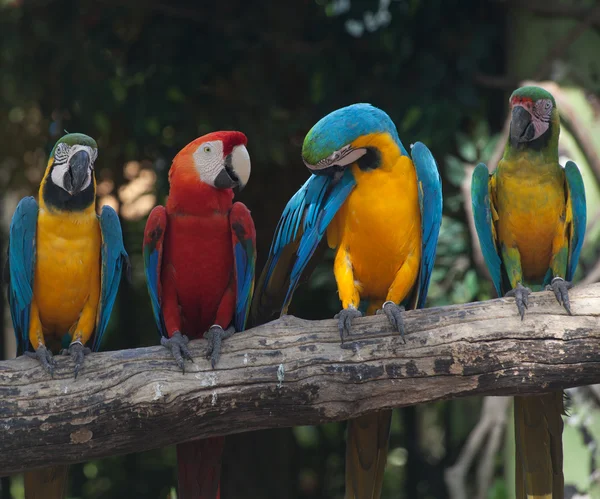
[6,132,129,498]
[472,86,586,498]
[251,104,442,499]
[143,131,256,499]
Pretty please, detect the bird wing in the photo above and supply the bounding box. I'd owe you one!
[143,206,168,338]
[410,142,443,309]
[94,205,130,352]
[564,161,587,282]
[471,163,504,296]
[6,196,38,354]
[230,202,257,332]
[250,169,356,325]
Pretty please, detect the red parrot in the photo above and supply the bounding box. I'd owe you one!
[143,131,256,499]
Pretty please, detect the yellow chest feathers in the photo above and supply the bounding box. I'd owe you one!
[327,154,422,296]
[34,206,101,332]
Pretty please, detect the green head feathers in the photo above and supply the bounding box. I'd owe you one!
[43,132,98,211]
[510,86,556,106]
[50,133,97,158]
[506,85,559,158]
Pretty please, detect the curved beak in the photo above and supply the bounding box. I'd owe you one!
[303,145,367,176]
[214,144,251,193]
[64,150,91,195]
[510,105,535,144]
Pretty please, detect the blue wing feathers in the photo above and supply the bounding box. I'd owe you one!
[230,203,256,332]
[471,163,503,296]
[410,142,443,309]
[8,196,38,353]
[146,248,165,337]
[142,206,167,338]
[234,241,254,331]
[94,205,129,352]
[277,170,356,311]
[564,161,587,282]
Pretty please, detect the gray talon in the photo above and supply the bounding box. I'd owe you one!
[61,341,91,379]
[334,307,363,343]
[505,283,531,320]
[205,325,235,369]
[377,301,406,342]
[24,344,56,376]
[161,331,193,372]
[545,277,573,315]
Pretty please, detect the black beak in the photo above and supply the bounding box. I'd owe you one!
[214,153,242,191]
[64,150,90,195]
[510,105,535,144]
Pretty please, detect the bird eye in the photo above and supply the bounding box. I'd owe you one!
[203,146,211,154]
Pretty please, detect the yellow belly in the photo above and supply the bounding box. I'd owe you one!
[495,160,565,281]
[330,156,422,301]
[34,207,101,336]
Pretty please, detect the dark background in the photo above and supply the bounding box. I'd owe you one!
[2,0,600,497]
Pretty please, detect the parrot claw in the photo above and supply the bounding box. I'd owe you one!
[205,325,236,369]
[161,331,193,373]
[24,344,56,377]
[505,283,531,320]
[545,277,574,315]
[376,301,406,342]
[61,341,91,379]
[334,307,363,343]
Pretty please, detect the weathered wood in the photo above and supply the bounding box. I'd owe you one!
[1,283,600,475]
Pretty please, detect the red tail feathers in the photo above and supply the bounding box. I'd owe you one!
[176,436,225,499]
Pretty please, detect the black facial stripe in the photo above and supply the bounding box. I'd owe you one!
[43,162,95,212]
[356,147,381,171]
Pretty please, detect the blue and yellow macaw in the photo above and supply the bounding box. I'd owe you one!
[471,86,586,499]
[6,133,129,499]
[251,103,443,499]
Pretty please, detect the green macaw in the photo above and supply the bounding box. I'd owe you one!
[471,86,587,498]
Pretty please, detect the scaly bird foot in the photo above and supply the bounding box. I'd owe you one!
[545,277,574,315]
[161,331,194,373]
[61,341,91,379]
[24,344,56,377]
[205,325,235,369]
[505,283,531,320]
[376,301,406,343]
[334,307,363,343]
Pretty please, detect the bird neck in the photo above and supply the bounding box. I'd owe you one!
[167,174,233,216]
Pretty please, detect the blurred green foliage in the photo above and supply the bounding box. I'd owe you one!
[1,0,600,498]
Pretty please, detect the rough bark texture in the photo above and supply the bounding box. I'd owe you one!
[1,284,600,475]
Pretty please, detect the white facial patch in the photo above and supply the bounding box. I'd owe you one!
[230,144,251,188]
[531,98,553,139]
[304,144,367,171]
[50,144,97,193]
[192,140,225,185]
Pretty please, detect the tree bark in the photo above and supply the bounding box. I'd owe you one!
[1,284,600,475]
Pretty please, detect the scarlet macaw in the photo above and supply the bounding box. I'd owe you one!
[472,86,586,498]
[251,104,443,499]
[6,133,129,497]
[143,131,256,498]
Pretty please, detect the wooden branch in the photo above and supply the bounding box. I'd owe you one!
[1,284,600,475]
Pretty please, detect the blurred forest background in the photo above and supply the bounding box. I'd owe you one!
[3,0,600,497]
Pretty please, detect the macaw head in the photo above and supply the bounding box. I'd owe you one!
[46,133,98,197]
[301,103,406,176]
[171,131,250,192]
[509,86,558,149]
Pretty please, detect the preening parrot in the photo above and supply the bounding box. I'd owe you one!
[143,131,256,499]
[471,86,586,498]
[250,103,443,499]
[5,133,129,498]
